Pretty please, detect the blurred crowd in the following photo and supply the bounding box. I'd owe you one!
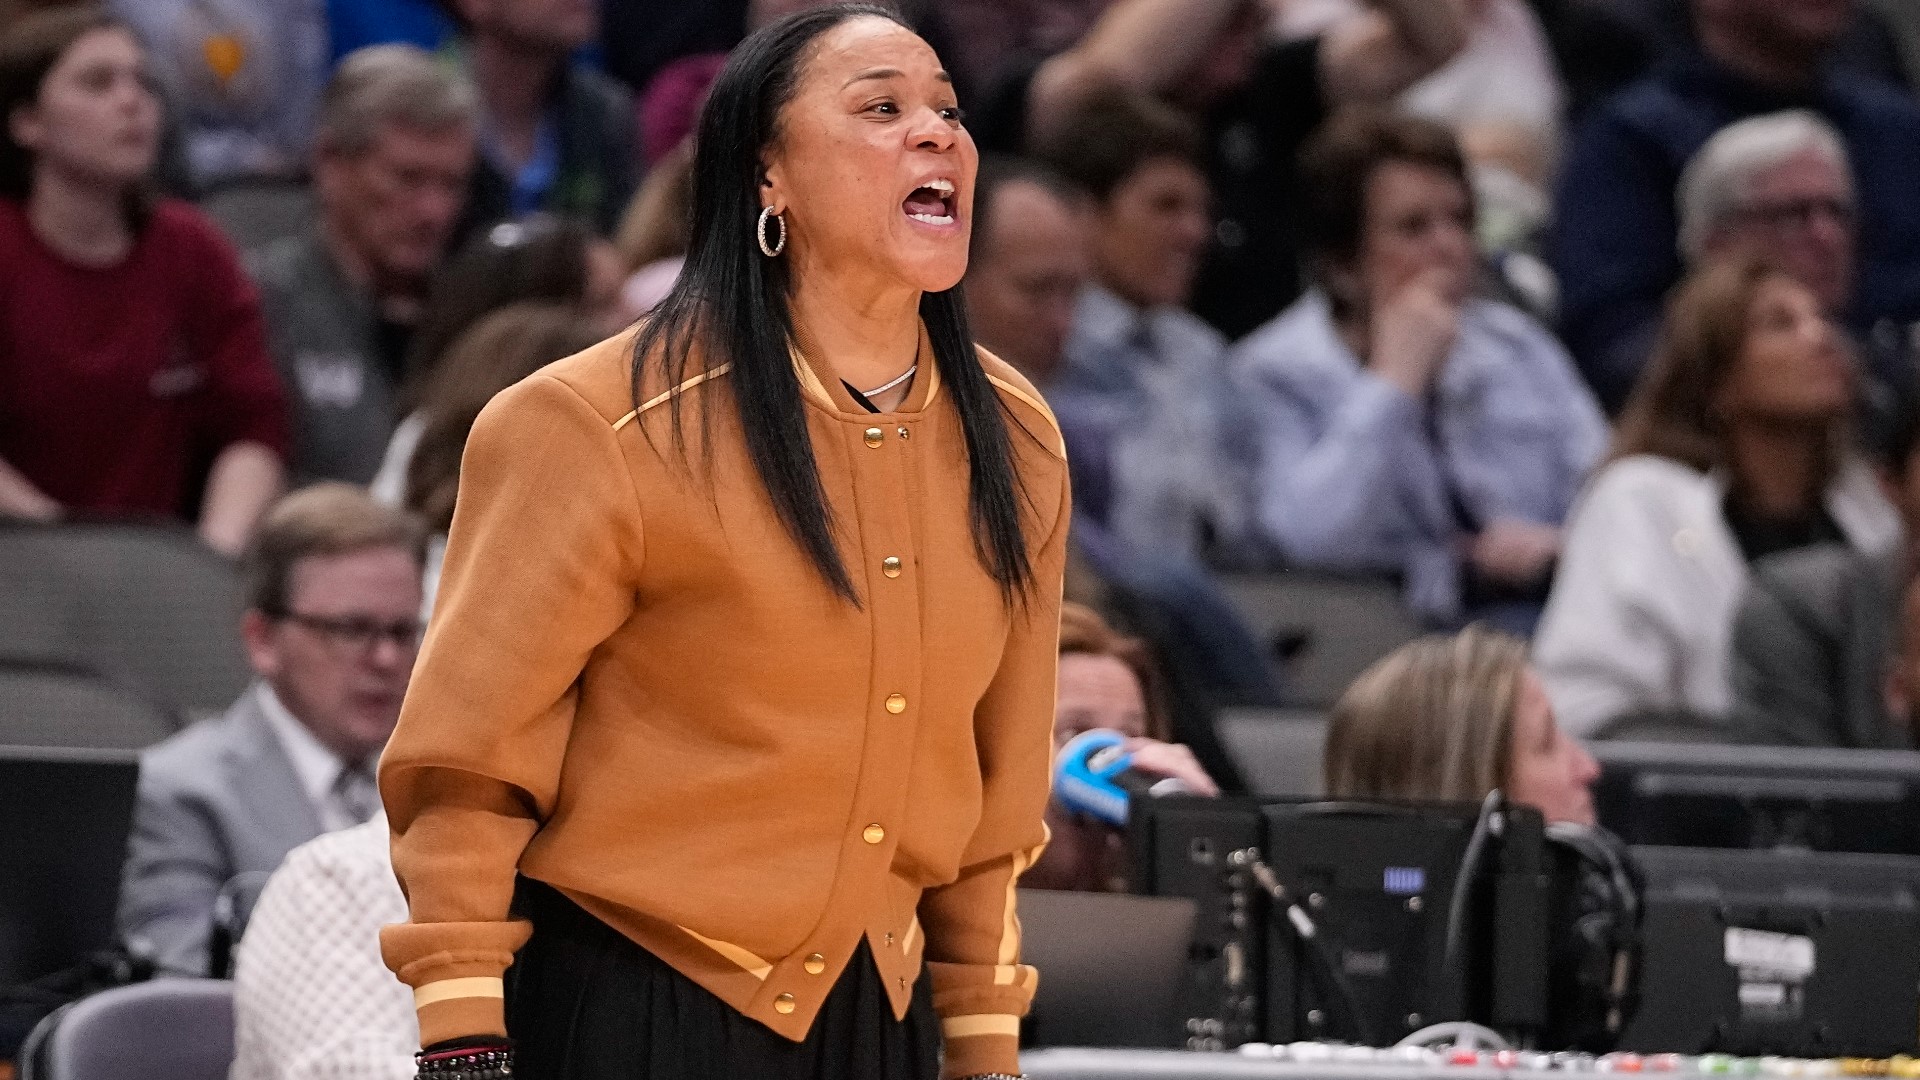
[7,0,1920,1070]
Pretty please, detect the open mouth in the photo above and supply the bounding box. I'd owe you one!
[903,178,956,226]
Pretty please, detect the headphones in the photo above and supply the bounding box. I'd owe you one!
[1541,822,1645,1052]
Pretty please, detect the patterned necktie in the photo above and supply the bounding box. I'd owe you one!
[330,762,380,826]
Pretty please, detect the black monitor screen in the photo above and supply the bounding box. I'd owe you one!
[0,744,140,987]
[1594,743,1920,854]
[1623,846,1920,1058]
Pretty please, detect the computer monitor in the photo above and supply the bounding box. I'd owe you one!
[1593,742,1920,855]
[0,744,141,987]
[1016,889,1197,1049]
[1622,845,1920,1058]
[1127,796,1551,1050]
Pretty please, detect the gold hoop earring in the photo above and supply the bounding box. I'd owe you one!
[757,206,787,257]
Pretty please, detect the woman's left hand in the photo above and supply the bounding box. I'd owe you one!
[1122,738,1221,797]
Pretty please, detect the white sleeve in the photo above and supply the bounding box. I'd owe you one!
[368,414,427,509]
[1531,465,1724,737]
[230,832,417,1080]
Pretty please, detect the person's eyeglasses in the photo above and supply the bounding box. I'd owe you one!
[278,611,424,652]
[1736,196,1857,232]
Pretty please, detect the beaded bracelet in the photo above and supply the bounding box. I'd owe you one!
[414,1043,514,1079]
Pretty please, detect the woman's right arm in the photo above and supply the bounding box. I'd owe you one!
[377,372,644,1047]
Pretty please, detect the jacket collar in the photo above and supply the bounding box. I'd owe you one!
[788,321,942,418]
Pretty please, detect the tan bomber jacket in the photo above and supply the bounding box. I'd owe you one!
[377,324,1070,1078]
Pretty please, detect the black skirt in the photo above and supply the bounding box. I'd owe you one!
[506,879,939,1080]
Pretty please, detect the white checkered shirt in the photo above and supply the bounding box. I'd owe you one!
[230,815,416,1079]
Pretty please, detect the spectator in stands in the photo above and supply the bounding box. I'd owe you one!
[368,217,620,505]
[963,154,1088,387]
[250,46,476,488]
[1678,112,1854,329]
[106,0,327,192]
[399,212,620,394]
[0,8,286,553]
[981,0,1468,337]
[1671,110,1920,408]
[385,302,599,614]
[1534,258,1900,738]
[1026,603,1219,893]
[1726,391,1918,747]
[966,153,1282,784]
[1230,110,1606,633]
[1038,94,1237,562]
[1277,0,1565,190]
[613,140,694,315]
[119,484,426,975]
[1325,624,1599,826]
[230,813,415,1080]
[1551,0,1920,413]
[443,0,638,238]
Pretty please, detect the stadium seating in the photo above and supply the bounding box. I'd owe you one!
[1214,572,1422,708]
[0,520,250,721]
[19,979,234,1080]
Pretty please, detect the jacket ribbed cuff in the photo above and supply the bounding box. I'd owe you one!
[939,1027,1020,1079]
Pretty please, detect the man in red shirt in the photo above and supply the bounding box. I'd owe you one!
[0,9,287,554]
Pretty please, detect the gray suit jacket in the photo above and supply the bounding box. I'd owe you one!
[1727,545,1908,748]
[117,686,325,975]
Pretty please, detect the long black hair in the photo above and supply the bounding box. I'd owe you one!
[630,3,1034,605]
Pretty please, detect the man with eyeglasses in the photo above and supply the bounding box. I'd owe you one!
[1550,0,1920,414]
[119,483,428,976]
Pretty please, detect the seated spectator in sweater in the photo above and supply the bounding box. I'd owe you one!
[231,813,415,1080]
[964,154,1089,388]
[443,0,637,239]
[1550,0,1920,413]
[1534,258,1900,738]
[1037,94,1240,562]
[0,8,286,552]
[378,302,598,615]
[1725,389,1918,747]
[1229,110,1607,633]
[106,0,326,192]
[120,484,426,976]
[251,46,475,487]
[1025,603,1219,893]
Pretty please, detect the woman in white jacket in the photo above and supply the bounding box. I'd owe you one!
[1534,258,1900,737]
